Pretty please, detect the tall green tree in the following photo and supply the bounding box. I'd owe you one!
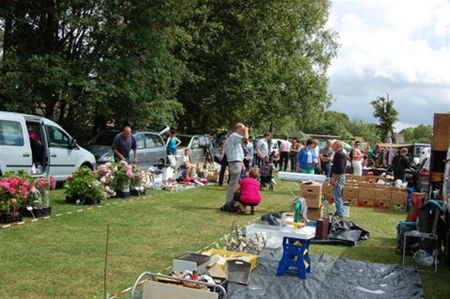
[370,95,398,142]
[176,0,337,133]
[402,125,432,144]
[0,0,187,140]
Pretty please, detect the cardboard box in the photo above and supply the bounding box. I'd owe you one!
[307,206,323,221]
[359,182,375,188]
[143,280,219,299]
[359,198,374,207]
[301,182,322,198]
[374,199,390,209]
[322,183,335,200]
[375,189,392,201]
[225,259,252,285]
[343,186,359,200]
[173,253,211,273]
[391,190,408,204]
[359,187,376,200]
[305,196,322,208]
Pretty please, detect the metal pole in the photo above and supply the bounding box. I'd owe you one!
[104,224,110,299]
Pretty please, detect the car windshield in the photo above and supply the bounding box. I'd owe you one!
[179,136,192,147]
[90,131,119,146]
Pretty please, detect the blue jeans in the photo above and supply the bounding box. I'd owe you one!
[323,163,332,178]
[333,175,345,216]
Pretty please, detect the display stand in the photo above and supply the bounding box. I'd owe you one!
[276,226,315,279]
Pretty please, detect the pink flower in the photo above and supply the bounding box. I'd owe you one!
[126,170,133,177]
[21,186,28,198]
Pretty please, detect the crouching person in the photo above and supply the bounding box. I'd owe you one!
[233,168,262,215]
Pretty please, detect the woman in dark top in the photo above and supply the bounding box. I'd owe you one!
[390,147,411,181]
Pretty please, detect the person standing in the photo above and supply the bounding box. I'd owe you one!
[221,123,249,211]
[246,137,255,167]
[296,138,318,174]
[390,147,411,181]
[351,141,364,176]
[217,132,230,186]
[290,138,301,172]
[279,136,292,171]
[112,126,137,164]
[256,132,271,165]
[166,129,182,155]
[242,138,252,171]
[331,140,347,218]
[320,140,334,178]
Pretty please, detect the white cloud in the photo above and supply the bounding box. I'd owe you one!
[326,0,450,128]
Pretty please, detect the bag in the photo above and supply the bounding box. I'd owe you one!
[259,161,272,177]
[220,201,238,212]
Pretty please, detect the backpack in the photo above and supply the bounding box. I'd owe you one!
[348,149,354,162]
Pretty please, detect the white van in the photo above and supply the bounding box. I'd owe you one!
[0,111,96,181]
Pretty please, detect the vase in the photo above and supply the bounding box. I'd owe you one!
[42,189,50,208]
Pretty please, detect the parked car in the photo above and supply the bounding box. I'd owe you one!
[86,129,167,169]
[176,134,211,164]
[0,111,96,181]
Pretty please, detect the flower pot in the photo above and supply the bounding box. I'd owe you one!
[130,187,146,196]
[65,195,99,205]
[21,207,52,218]
[114,190,130,198]
[0,211,23,223]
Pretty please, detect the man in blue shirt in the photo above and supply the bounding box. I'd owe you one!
[221,123,249,211]
[112,126,137,164]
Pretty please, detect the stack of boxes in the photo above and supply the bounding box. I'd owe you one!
[390,188,409,208]
[374,186,392,208]
[301,182,323,220]
[321,175,409,209]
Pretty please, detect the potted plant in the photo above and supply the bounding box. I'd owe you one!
[95,163,116,198]
[64,168,106,205]
[130,165,146,196]
[110,161,133,198]
[24,176,56,217]
[0,173,34,223]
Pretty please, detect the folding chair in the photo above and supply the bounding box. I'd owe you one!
[401,200,444,272]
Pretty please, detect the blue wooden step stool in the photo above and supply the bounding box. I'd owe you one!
[276,236,311,279]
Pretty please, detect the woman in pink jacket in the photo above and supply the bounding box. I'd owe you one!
[233,168,262,214]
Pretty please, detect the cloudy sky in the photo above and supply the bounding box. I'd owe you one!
[326,0,450,131]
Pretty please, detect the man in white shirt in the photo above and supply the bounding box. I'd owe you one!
[220,123,249,211]
[279,136,292,171]
[256,132,271,165]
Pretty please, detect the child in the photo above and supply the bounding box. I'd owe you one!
[233,168,262,214]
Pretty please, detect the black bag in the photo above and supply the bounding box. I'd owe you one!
[220,201,238,212]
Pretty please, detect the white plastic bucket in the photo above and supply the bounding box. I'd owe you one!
[343,205,350,217]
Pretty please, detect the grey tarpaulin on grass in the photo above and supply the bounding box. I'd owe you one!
[228,249,423,299]
[260,213,369,246]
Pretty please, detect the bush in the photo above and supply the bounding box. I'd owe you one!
[64,168,106,204]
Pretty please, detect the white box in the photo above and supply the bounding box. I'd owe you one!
[172,253,211,273]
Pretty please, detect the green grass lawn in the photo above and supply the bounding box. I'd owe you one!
[0,181,449,298]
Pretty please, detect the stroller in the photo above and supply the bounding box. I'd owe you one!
[259,158,275,191]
